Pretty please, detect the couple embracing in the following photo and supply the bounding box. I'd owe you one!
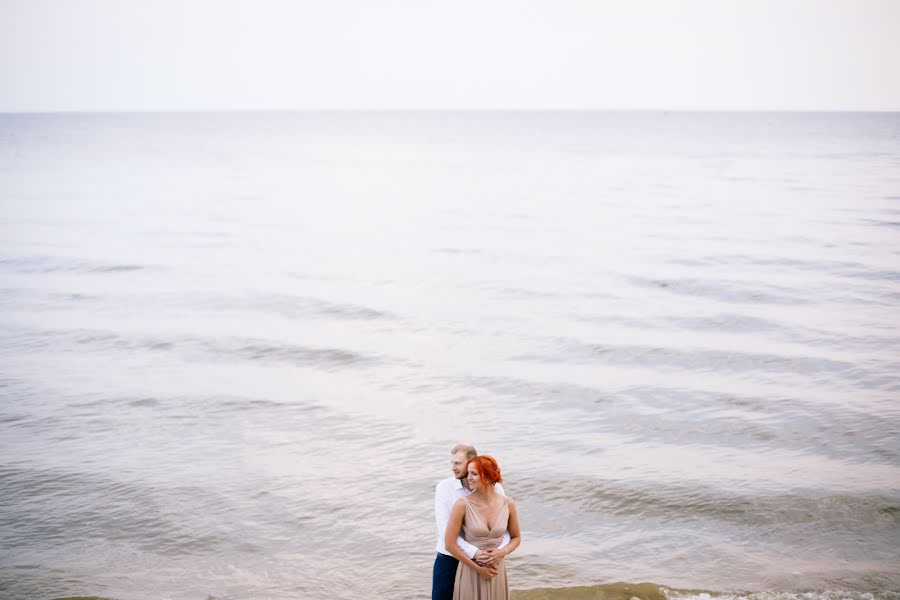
[432,444,522,600]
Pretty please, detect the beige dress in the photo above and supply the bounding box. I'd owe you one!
[453,496,510,600]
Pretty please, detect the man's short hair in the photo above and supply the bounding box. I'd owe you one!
[450,444,477,459]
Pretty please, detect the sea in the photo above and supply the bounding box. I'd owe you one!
[0,111,898,600]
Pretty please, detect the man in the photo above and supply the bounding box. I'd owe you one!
[432,443,510,600]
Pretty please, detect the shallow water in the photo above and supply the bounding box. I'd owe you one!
[1,111,899,599]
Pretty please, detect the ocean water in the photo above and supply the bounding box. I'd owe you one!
[0,111,898,600]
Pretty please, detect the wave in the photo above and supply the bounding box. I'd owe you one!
[0,255,148,274]
[521,339,877,380]
[453,374,611,409]
[654,314,900,353]
[630,269,900,307]
[0,326,379,370]
[511,474,900,533]
[626,276,810,306]
[0,464,234,555]
[666,255,865,272]
[223,293,395,321]
[0,286,396,324]
[665,314,783,334]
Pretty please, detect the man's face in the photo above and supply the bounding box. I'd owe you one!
[450,451,469,480]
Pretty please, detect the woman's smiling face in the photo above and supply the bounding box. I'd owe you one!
[466,462,482,490]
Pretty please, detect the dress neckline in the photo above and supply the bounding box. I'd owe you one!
[465,495,508,531]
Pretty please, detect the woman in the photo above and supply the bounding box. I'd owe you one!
[444,455,521,600]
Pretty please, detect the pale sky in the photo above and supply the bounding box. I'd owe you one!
[1,0,899,112]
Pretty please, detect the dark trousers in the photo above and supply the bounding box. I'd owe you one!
[432,552,459,600]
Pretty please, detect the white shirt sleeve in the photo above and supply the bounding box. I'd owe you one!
[494,482,511,550]
[456,529,479,559]
[435,481,479,559]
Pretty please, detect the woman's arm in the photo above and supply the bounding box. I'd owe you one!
[501,499,521,556]
[444,500,497,580]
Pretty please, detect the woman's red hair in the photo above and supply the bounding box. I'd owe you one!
[468,455,503,486]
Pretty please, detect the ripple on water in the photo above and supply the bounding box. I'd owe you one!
[626,276,812,305]
[0,326,382,370]
[520,339,887,384]
[0,255,149,274]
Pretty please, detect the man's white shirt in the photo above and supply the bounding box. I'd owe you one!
[434,477,511,558]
